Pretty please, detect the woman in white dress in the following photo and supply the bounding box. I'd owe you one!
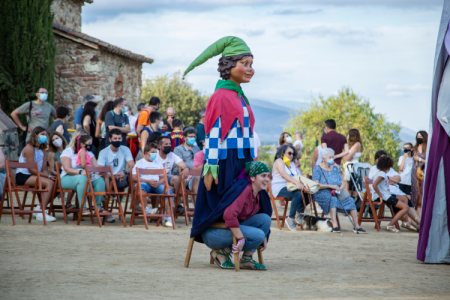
[343,129,363,194]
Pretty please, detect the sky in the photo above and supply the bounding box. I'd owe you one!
[81,0,444,132]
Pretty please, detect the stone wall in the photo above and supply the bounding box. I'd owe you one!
[51,0,91,32]
[53,35,143,127]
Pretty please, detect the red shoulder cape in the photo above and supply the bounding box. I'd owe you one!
[204,88,255,141]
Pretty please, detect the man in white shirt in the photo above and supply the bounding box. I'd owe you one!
[98,129,135,194]
[155,135,189,214]
[132,142,174,227]
[253,131,261,160]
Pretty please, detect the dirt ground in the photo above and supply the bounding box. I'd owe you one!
[0,200,449,300]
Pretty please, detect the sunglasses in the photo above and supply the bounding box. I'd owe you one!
[286,152,294,155]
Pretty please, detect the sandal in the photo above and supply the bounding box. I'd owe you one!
[240,254,267,271]
[386,225,400,233]
[66,204,76,210]
[401,222,418,232]
[210,250,235,269]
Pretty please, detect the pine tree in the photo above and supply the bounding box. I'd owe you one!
[0,0,55,118]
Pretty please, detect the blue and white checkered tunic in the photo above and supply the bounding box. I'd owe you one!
[205,98,255,165]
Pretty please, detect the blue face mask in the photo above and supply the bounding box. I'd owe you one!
[149,153,157,161]
[38,135,48,144]
[39,93,48,101]
[187,137,196,146]
[327,159,334,166]
[122,106,128,113]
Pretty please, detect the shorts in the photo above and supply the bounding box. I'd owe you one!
[398,184,411,195]
[167,175,173,185]
[15,172,32,186]
[383,195,399,207]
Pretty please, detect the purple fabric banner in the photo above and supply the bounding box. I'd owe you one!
[417,118,450,262]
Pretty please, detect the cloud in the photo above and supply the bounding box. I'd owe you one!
[385,84,430,97]
[280,25,369,39]
[273,8,323,15]
[237,29,266,37]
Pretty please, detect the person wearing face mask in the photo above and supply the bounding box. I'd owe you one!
[169,119,184,151]
[132,142,173,221]
[173,127,201,201]
[155,135,190,220]
[312,148,366,233]
[98,129,135,217]
[50,106,71,144]
[160,120,171,136]
[15,127,57,222]
[81,101,99,155]
[104,97,130,147]
[48,132,68,176]
[11,87,57,134]
[271,145,308,231]
[398,143,414,197]
[278,132,293,147]
[411,131,428,208]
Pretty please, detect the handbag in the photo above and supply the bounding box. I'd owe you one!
[17,101,33,156]
[319,166,350,201]
[286,175,319,194]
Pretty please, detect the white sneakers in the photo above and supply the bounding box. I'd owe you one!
[145,207,158,214]
[33,205,57,222]
[163,217,173,227]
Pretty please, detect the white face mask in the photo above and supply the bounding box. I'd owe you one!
[158,121,164,128]
[52,138,63,148]
[285,136,293,144]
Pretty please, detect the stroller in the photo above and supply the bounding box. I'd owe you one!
[346,162,372,215]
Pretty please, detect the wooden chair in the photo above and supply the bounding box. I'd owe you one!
[358,177,400,231]
[175,168,202,225]
[415,179,422,211]
[76,165,127,227]
[48,162,81,223]
[0,160,48,225]
[123,173,135,221]
[129,167,176,229]
[184,222,264,272]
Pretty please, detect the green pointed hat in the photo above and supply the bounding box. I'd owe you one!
[183,36,251,78]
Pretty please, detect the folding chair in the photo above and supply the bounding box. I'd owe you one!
[129,167,176,229]
[184,222,264,272]
[358,177,400,231]
[48,162,81,223]
[415,179,422,211]
[76,165,127,227]
[0,160,48,225]
[175,168,202,225]
[123,174,135,221]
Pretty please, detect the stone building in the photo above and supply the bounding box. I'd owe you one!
[51,0,153,126]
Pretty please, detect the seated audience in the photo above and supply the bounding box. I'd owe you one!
[312,148,366,233]
[170,119,183,150]
[155,135,190,213]
[48,131,67,176]
[60,129,106,216]
[105,97,130,146]
[196,108,206,150]
[98,129,135,208]
[140,111,163,154]
[164,107,176,132]
[15,127,56,222]
[398,143,414,197]
[372,156,409,233]
[321,119,349,166]
[0,149,6,203]
[132,143,174,227]
[50,106,71,143]
[95,100,114,153]
[173,127,201,196]
[271,144,309,231]
[136,96,160,138]
[202,161,272,270]
[82,101,99,155]
[161,120,170,136]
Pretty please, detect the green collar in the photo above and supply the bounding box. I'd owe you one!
[214,80,250,105]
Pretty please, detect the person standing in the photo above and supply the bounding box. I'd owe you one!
[49,106,71,144]
[125,104,137,135]
[411,131,428,207]
[82,101,100,156]
[104,98,130,147]
[136,97,160,138]
[11,87,56,133]
[164,107,176,132]
[398,142,414,197]
[342,128,363,191]
[196,108,206,150]
[321,119,349,166]
[73,94,99,130]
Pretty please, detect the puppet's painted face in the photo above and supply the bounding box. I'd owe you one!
[230,56,254,84]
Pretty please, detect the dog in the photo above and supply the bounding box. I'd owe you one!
[302,215,333,232]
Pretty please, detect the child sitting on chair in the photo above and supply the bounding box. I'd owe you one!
[76,135,100,182]
[372,156,408,233]
[132,142,174,227]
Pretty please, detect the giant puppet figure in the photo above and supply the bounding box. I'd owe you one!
[183,37,272,244]
[417,0,450,263]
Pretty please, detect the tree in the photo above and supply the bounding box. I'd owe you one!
[285,87,401,175]
[0,0,55,117]
[141,71,210,128]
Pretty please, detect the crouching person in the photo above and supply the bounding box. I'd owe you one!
[195,161,273,270]
[132,143,174,227]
